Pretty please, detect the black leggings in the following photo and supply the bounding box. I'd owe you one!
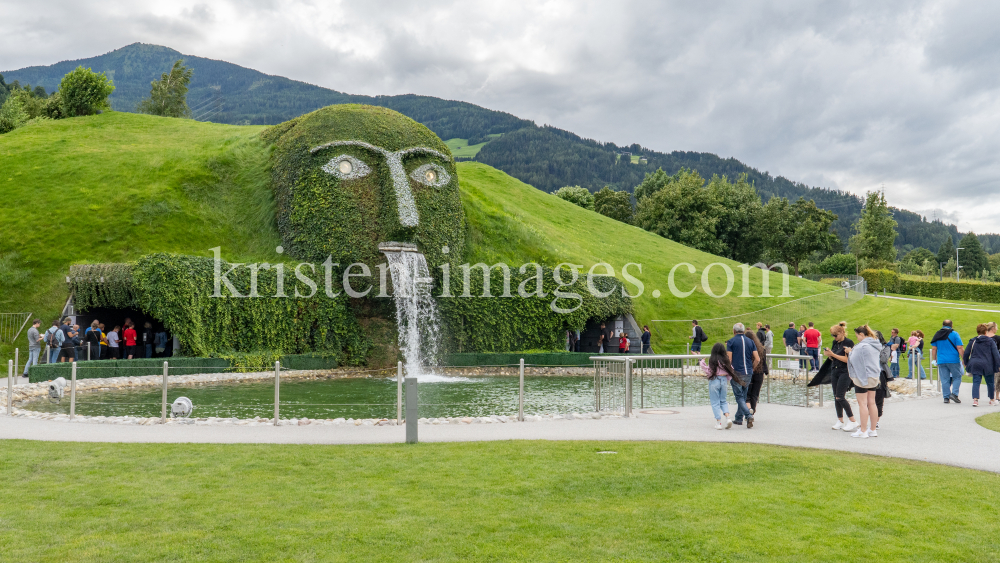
[831,370,854,419]
[747,370,764,412]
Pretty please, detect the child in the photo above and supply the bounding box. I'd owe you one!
[699,342,744,429]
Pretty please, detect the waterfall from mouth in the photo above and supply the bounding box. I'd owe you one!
[379,242,441,379]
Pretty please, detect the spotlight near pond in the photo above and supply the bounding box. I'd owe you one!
[170,397,193,418]
[47,377,66,403]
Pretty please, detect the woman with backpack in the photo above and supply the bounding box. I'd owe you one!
[963,323,1000,407]
[743,329,769,415]
[847,325,882,438]
[699,342,743,430]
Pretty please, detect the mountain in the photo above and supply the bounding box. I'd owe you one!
[2,43,984,253]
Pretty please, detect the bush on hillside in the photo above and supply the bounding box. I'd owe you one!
[554,186,594,210]
[58,66,115,117]
[593,186,633,223]
[0,94,28,133]
[819,253,857,275]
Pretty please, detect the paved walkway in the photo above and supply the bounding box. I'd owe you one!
[2,385,999,473]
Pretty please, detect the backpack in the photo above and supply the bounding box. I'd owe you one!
[897,338,907,353]
[695,325,708,343]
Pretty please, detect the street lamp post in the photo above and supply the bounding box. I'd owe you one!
[956,247,964,282]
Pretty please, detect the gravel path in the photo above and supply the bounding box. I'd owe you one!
[1,382,998,473]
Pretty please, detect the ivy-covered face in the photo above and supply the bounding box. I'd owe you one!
[267,104,465,268]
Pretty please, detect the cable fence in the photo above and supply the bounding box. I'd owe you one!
[0,313,32,344]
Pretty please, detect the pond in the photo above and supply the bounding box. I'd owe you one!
[21,373,817,419]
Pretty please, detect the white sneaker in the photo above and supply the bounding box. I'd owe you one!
[832,421,845,430]
[715,422,723,430]
[843,421,859,432]
[851,428,869,438]
[868,429,878,437]
[725,418,733,429]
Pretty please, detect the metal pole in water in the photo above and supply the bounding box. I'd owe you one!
[405,377,418,444]
[70,362,77,420]
[518,358,524,422]
[397,361,403,425]
[274,361,280,426]
[640,361,644,409]
[625,358,632,416]
[161,361,168,423]
[6,360,12,416]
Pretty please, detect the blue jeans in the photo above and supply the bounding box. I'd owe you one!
[806,347,820,371]
[49,348,60,364]
[972,374,995,400]
[938,363,963,398]
[24,348,40,375]
[890,361,900,379]
[145,344,153,358]
[907,351,927,379]
[730,378,753,423]
[709,377,731,420]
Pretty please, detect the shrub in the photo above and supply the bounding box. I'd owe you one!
[593,186,633,223]
[58,66,115,117]
[859,269,899,293]
[819,253,857,275]
[554,186,594,210]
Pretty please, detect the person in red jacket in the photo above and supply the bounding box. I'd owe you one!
[123,321,138,360]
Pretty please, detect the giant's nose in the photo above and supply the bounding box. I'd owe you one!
[386,152,419,227]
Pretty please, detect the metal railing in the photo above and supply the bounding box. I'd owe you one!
[0,313,32,344]
[592,352,817,415]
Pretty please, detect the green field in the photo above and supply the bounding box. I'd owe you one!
[0,440,996,562]
[1,111,992,358]
[444,135,500,159]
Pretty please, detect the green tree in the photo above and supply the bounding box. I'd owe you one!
[957,232,990,277]
[633,169,727,256]
[633,167,673,200]
[760,197,838,275]
[848,191,898,264]
[137,59,193,118]
[58,66,115,117]
[0,93,28,134]
[553,186,594,210]
[818,253,857,275]
[706,173,763,263]
[904,247,936,266]
[989,253,1000,271]
[937,236,954,267]
[593,186,633,223]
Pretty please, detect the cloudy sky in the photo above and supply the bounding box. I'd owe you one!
[4,0,999,231]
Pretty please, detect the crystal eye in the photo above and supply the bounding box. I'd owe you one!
[322,154,370,180]
[411,163,450,187]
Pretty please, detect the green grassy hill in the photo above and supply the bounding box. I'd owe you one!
[1,112,992,360]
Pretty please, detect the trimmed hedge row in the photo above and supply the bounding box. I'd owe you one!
[861,268,1000,304]
[26,354,339,383]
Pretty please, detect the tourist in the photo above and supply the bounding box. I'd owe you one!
[23,319,42,376]
[988,323,1000,401]
[123,321,138,360]
[726,323,759,428]
[931,320,965,404]
[142,321,155,358]
[641,325,652,354]
[84,320,102,361]
[963,324,1000,407]
[888,328,903,379]
[743,329,769,416]
[756,322,766,346]
[906,330,927,380]
[598,323,607,353]
[99,323,109,359]
[60,323,76,363]
[107,325,121,359]
[783,322,799,355]
[59,318,75,360]
[71,324,83,361]
[567,330,577,352]
[764,324,774,355]
[44,321,64,364]
[803,322,822,372]
[618,330,629,353]
[154,329,169,357]
[824,322,858,432]
[700,342,741,430]
[690,320,707,354]
[847,325,882,438]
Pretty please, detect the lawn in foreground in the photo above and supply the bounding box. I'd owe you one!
[1,441,997,562]
[977,412,1000,433]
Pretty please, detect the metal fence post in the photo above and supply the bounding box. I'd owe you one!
[87,345,91,361]
[518,358,524,421]
[44,345,50,365]
[70,362,77,420]
[625,358,632,416]
[640,360,645,409]
[161,361,168,423]
[274,360,280,426]
[819,381,824,407]
[397,361,403,425]
[680,367,685,407]
[6,360,12,416]
[405,377,418,444]
[595,361,600,412]
[14,348,18,380]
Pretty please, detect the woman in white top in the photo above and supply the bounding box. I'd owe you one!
[846,325,882,438]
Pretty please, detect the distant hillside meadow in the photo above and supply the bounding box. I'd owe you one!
[3,43,985,254]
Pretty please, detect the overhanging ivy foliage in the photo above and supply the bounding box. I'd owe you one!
[70,254,368,364]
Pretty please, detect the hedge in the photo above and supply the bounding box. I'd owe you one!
[264,104,465,270]
[861,268,1000,304]
[26,354,339,383]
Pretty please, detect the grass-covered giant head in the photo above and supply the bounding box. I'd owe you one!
[266,104,465,267]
